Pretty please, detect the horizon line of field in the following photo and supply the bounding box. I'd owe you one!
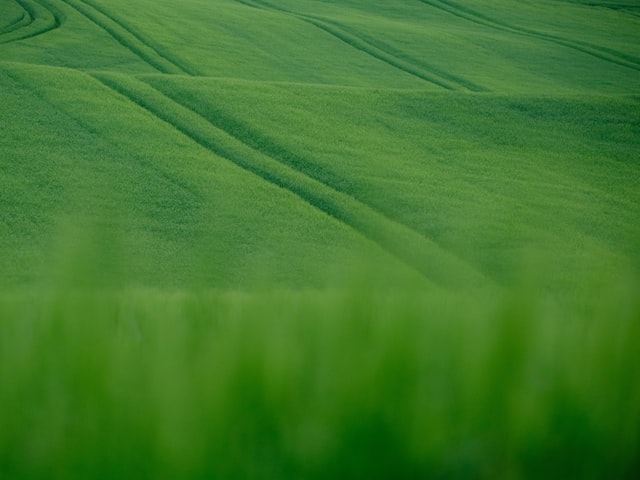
[91,72,489,288]
[7,56,640,98]
[0,0,61,44]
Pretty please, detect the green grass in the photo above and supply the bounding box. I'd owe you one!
[1,284,639,479]
[1,0,640,477]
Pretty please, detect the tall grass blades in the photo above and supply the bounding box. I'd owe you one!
[0,285,639,479]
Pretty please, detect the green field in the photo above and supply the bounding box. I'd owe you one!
[1,0,639,477]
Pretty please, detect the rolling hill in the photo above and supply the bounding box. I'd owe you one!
[1,0,639,477]
[1,0,639,290]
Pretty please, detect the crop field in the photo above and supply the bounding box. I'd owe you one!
[1,0,639,478]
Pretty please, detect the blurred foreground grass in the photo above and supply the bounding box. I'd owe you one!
[1,279,638,479]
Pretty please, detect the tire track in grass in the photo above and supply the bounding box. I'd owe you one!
[0,0,61,44]
[576,2,640,18]
[416,0,640,72]
[79,0,198,75]
[0,7,29,35]
[600,4,640,19]
[146,78,554,282]
[147,77,640,285]
[92,72,489,288]
[56,0,190,74]
[236,0,485,92]
[303,16,482,92]
[154,80,634,285]
[0,64,203,226]
[318,17,488,93]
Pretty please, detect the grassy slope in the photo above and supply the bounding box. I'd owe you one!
[0,0,638,289]
[1,0,640,477]
[0,62,425,289]
[145,76,640,286]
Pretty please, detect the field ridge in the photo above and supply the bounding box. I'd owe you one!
[0,6,29,35]
[0,0,60,44]
[93,72,489,287]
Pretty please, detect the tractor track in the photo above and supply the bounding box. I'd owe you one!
[79,0,198,75]
[0,0,61,44]
[57,0,192,75]
[575,2,640,18]
[416,0,640,72]
[236,0,484,92]
[0,9,29,35]
[93,72,489,288]
[0,64,202,206]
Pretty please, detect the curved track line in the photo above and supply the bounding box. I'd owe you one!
[303,17,458,91]
[0,65,203,208]
[57,0,190,74]
[146,80,555,281]
[93,73,488,288]
[575,2,640,17]
[80,0,198,75]
[416,0,640,72]
[147,80,616,284]
[0,0,61,44]
[322,18,488,93]
[236,0,484,92]
[591,3,640,19]
[0,8,29,35]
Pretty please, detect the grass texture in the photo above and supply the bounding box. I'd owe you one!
[1,0,640,477]
[1,283,639,479]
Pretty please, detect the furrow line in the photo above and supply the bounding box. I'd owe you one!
[93,73,488,288]
[0,10,29,35]
[1,64,202,207]
[302,17,457,91]
[236,0,478,92]
[57,0,185,74]
[0,0,59,44]
[318,17,488,93]
[143,77,527,279]
[571,2,640,18]
[417,0,640,72]
[80,0,197,75]
[35,0,64,26]
[624,8,640,19]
